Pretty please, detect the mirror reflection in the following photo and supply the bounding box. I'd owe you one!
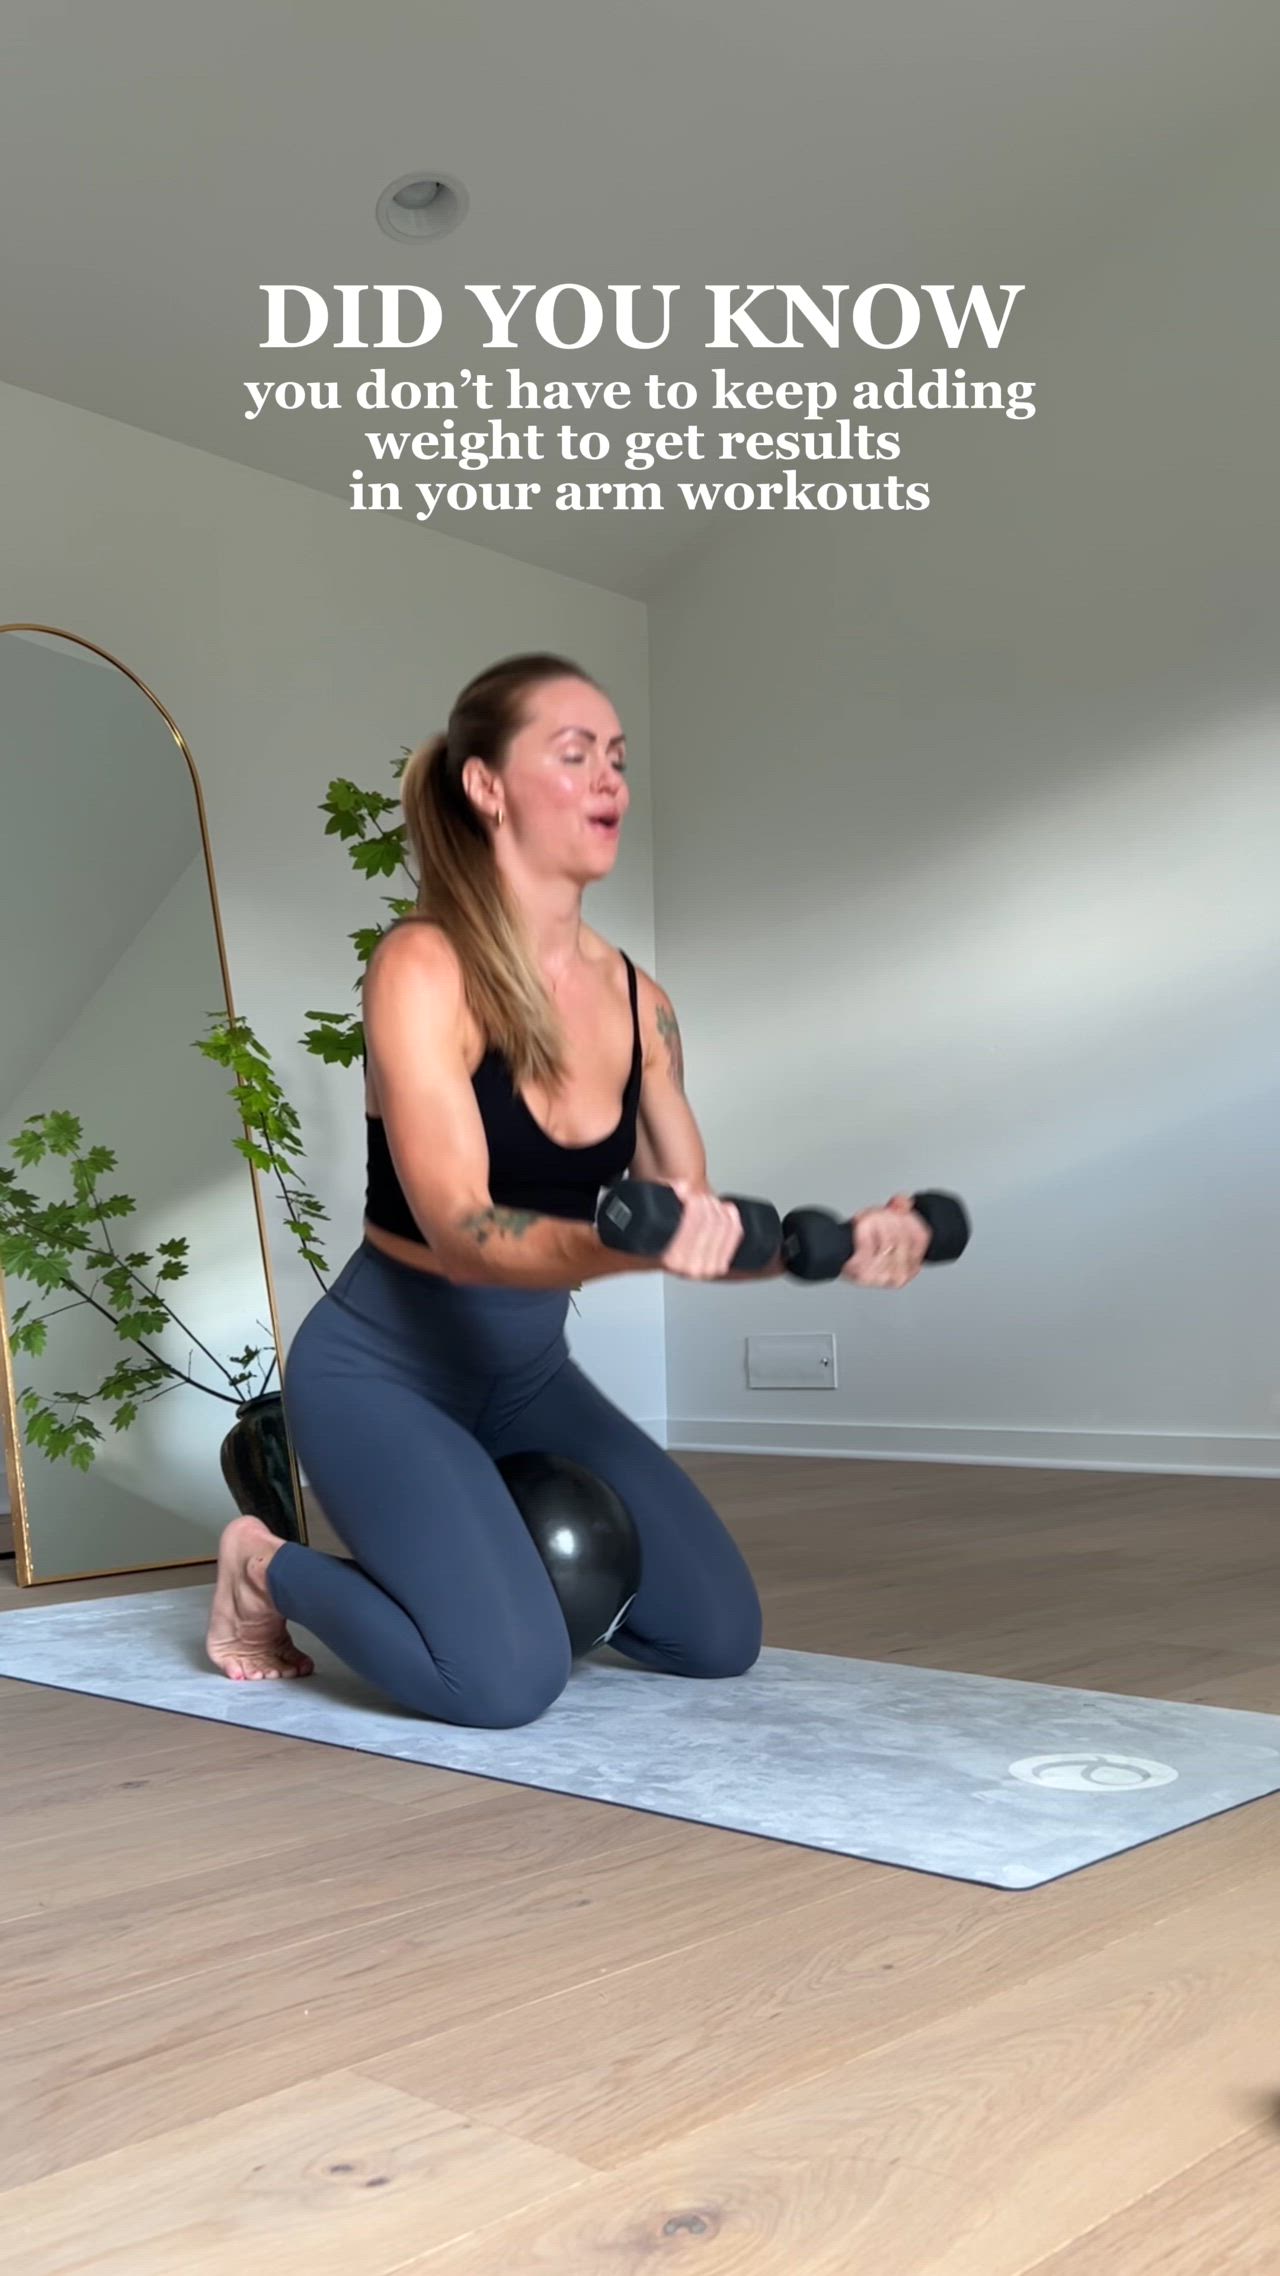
[0,626,305,1582]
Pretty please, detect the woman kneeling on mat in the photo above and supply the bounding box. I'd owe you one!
[206,651,930,1725]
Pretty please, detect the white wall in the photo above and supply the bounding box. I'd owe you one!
[648,127,1280,1477]
[0,380,666,1460]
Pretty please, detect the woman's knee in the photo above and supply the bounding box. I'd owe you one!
[426,1633,573,1729]
[682,1578,763,1680]
[459,1664,569,1728]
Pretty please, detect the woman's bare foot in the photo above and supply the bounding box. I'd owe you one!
[206,1514,314,1681]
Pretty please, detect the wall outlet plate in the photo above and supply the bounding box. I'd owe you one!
[745,1332,837,1390]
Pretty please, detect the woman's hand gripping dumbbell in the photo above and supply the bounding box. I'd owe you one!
[596,1177,969,1289]
[781,1191,971,1289]
[596,1178,782,1280]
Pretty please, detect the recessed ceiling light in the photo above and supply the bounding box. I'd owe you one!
[376,172,468,243]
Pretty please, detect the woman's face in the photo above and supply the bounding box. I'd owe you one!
[493,676,630,880]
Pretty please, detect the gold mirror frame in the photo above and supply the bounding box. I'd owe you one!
[0,622,308,1582]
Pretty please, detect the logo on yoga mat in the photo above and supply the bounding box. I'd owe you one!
[1007,1753,1179,1792]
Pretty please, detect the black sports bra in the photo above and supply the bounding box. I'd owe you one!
[364,950,643,1243]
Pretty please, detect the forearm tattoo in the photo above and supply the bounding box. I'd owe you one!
[456,1204,540,1246]
[656,1002,685,1092]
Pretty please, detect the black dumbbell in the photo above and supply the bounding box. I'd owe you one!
[781,1191,971,1282]
[596,1180,781,1273]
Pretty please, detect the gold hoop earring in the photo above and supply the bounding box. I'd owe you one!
[494,808,505,828]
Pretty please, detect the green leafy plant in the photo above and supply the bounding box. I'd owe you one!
[193,1012,330,1286]
[1,1028,329,1472]
[0,1109,280,1472]
[301,750,417,1069]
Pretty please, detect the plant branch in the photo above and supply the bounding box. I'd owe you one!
[38,1267,244,1406]
[86,1192,242,1392]
[267,1151,327,1293]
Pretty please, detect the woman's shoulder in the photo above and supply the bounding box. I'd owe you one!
[575,927,642,1013]
[580,931,671,1053]
[363,920,475,1041]
[361,922,481,1104]
[366,917,464,988]
[581,925,651,989]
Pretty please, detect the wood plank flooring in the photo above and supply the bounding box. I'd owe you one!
[2,1455,1277,2272]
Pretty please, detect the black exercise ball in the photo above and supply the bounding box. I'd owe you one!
[497,1451,642,1658]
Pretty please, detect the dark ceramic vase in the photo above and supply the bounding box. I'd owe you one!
[219,1391,303,1542]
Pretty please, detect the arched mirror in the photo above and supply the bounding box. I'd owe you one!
[0,624,306,1583]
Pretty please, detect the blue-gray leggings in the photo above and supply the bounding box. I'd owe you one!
[269,1240,763,1727]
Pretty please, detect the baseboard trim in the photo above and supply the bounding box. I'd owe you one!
[664,1418,1280,1478]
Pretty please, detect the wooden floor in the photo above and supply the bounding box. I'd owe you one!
[2,1455,1279,2273]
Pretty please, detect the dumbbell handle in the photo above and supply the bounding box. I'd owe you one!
[781,1191,971,1281]
[596,1180,781,1273]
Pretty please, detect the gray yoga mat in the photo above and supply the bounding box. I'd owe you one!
[3,1586,1279,1889]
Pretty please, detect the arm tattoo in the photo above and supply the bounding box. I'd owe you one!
[456,1204,540,1247]
[656,1002,685,1093]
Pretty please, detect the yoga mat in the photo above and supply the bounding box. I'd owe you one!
[3,1587,1279,1888]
